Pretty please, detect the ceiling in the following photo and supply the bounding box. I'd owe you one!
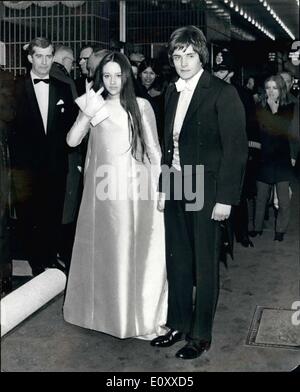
[232,0,299,41]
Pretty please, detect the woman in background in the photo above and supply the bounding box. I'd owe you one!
[252,74,298,241]
[136,58,165,145]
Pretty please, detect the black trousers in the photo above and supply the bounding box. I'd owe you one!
[15,171,66,270]
[164,171,221,342]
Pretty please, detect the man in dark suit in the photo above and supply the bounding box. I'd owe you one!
[50,44,83,272]
[75,44,93,96]
[11,37,76,276]
[151,26,248,359]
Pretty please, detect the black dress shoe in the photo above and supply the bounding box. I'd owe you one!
[175,340,211,360]
[274,232,284,241]
[237,236,254,247]
[150,329,184,347]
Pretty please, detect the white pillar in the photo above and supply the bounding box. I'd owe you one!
[119,0,126,53]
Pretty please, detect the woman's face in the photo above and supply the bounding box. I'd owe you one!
[102,61,122,98]
[265,80,280,102]
[140,66,156,89]
[247,77,254,90]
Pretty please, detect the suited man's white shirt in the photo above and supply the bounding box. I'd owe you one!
[31,70,50,133]
[172,68,203,171]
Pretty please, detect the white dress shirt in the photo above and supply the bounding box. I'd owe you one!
[172,68,204,171]
[31,71,50,133]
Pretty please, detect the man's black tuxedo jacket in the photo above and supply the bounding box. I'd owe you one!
[12,75,76,176]
[161,70,248,206]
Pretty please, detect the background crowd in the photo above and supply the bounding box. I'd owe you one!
[0,37,299,300]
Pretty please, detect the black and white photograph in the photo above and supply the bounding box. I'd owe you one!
[0,0,299,377]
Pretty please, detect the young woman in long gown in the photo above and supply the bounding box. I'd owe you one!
[63,52,167,339]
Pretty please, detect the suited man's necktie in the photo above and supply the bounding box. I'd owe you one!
[34,79,50,84]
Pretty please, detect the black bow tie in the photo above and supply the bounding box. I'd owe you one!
[34,78,50,85]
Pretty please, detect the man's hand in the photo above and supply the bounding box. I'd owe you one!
[157,192,166,212]
[291,158,296,167]
[211,203,231,221]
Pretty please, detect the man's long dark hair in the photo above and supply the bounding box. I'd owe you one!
[93,51,147,162]
[168,25,209,67]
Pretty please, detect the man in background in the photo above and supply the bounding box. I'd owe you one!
[75,44,93,95]
[11,37,77,276]
[50,44,83,272]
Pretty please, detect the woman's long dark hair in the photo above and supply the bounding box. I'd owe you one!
[93,51,147,162]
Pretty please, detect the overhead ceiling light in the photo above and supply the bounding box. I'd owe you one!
[257,0,295,40]
[223,0,275,40]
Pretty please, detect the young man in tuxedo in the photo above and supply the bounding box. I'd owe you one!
[11,37,76,276]
[151,26,248,359]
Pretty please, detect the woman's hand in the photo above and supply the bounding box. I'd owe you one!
[267,97,279,114]
[82,81,105,118]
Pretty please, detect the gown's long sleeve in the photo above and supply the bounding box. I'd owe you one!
[139,98,162,165]
[66,110,91,147]
[138,98,163,203]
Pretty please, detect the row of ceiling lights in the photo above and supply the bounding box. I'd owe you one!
[258,0,295,40]
[223,0,275,40]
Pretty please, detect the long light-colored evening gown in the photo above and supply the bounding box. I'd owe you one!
[63,98,167,339]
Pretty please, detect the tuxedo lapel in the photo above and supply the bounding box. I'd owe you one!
[180,70,211,133]
[164,84,179,148]
[25,76,45,134]
[46,79,58,135]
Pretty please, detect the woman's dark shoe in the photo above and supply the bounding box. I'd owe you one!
[248,230,263,237]
[274,232,284,241]
[175,340,211,360]
[150,329,184,347]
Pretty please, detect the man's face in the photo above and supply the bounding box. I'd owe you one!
[79,47,93,75]
[247,77,255,90]
[87,53,102,78]
[171,45,202,80]
[28,45,54,77]
[63,53,75,74]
